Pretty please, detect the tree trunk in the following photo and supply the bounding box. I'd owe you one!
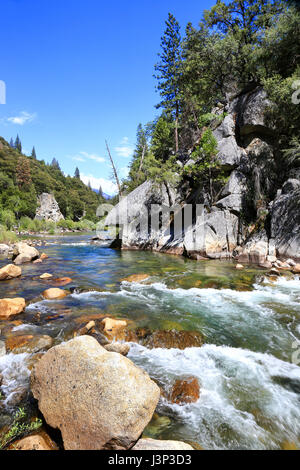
[105,140,123,198]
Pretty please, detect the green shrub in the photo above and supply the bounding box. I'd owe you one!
[0,209,16,230]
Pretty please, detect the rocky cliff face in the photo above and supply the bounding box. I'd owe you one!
[35,193,64,222]
[106,87,300,263]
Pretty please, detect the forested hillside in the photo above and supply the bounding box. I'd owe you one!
[0,136,103,226]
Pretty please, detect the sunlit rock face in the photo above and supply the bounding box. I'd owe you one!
[35,193,64,222]
[105,87,300,263]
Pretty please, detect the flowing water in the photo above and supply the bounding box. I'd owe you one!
[0,234,299,449]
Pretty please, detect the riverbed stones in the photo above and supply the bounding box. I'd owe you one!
[170,377,200,404]
[42,288,68,300]
[0,264,22,281]
[0,298,26,319]
[40,253,49,260]
[30,336,160,450]
[12,242,39,265]
[40,273,53,279]
[132,438,194,451]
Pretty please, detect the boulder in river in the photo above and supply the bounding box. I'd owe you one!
[13,242,39,265]
[170,377,200,404]
[0,264,22,280]
[31,336,160,450]
[42,288,68,300]
[0,298,26,320]
[132,438,194,450]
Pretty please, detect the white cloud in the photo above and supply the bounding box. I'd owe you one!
[7,111,37,125]
[80,151,106,163]
[114,137,134,158]
[72,156,85,162]
[80,173,117,196]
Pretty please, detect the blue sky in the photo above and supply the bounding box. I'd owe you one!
[0,0,215,195]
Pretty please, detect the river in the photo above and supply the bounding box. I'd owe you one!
[0,233,300,450]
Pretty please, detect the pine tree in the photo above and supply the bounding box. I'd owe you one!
[31,146,37,159]
[154,13,182,153]
[51,158,61,170]
[9,138,14,148]
[74,167,80,179]
[87,180,92,190]
[15,134,22,152]
[98,185,104,199]
[16,156,32,187]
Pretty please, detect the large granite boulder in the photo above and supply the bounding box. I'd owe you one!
[31,336,160,450]
[12,242,39,265]
[35,193,64,222]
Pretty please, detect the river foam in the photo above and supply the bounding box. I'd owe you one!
[128,342,300,450]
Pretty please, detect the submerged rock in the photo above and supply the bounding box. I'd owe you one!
[142,329,204,350]
[132,438,194,450]
[0,298,26,320]
[0,264,22,281]
[122,274,149,283]
[52,277,73,286]
[31,336,160,450]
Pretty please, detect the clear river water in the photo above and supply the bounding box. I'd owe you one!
[0,233,300,450]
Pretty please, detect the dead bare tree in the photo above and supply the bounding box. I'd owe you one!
[105,140,123,197]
